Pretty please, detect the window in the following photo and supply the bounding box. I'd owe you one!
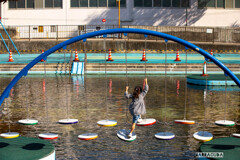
[9,0,62,9]
[9,1,16,8]
[27,0,34,8]
[134,0,152,7]
[206,0,215,7]
[71,0,79,7]
[120,0,126,7]
[144,0,152,7]
[50,26,56,32]
[135,0,190,8]
[70,0,126,8]
[78,25,85,31]
[45,0,53,7]
[9,0,26,8]
[108,0,116,7]
[162,0,171,7]
[217,0,224,7]
[236,0,240,8]
[172,0,181,8]
[18,0,26,8]
[198,0,205,8]
[198,0,239,8]
[45,0,63,8]
[54,0,62,7]
[181,0,190,7]
[134,0,143,7]
[90,0,97,7]
[38,26,44,32]
[99,0,107,7]
[80,0,88,7]
[154,0,162,7]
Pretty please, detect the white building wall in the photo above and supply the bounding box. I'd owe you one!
[1,0,239,27]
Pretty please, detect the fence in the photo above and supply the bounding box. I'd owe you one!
[0,25,239,43]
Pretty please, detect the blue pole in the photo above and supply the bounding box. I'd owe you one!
[0,33,10,54]
[0,20,21,56]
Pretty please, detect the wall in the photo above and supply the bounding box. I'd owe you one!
[1,39,239,54]
[1,0,240,27]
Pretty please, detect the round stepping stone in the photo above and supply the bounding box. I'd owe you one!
[38,133,58,140]
[232,133,240,138]
[215,120,235,126]
[193,131,213,142]
[155,132,175,140]
[136,118,156,126]
[78,133,98,140]
[174,119,195,125]
[97,120,117,127]
[117,129,136,142]
[0,132,19,139]
[58,119,78,124]
[18,119,38,125]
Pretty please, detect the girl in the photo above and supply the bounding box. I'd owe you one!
[124,78,148,138]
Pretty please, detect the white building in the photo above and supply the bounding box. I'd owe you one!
[0,0,239,27]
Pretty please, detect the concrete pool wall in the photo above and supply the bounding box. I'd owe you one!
[1,39,240,54]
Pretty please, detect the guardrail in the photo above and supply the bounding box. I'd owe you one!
[0,25,239,43]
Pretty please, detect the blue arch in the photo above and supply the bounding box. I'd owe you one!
[0,28,240,107]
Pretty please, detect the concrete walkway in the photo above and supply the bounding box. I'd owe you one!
[1,53,240,64]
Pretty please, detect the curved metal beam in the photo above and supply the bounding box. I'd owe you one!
[0,28,239,107]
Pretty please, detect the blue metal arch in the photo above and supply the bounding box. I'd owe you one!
[0,28,240,107]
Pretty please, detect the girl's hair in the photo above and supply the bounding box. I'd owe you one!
[133,86,142,99]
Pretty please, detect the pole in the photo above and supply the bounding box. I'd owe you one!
[185,0,188,27]
[56,25,58,41]
[118,0,120,28]
[117,0,121,39]
[29,25,30,41]
[185,0,188,40]
[0,20,21,55]
[0,33,10,54]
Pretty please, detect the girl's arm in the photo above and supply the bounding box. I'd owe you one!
[141,78,149,97]
[124,86,132,99]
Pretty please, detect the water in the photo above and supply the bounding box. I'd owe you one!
[0,75,239,159]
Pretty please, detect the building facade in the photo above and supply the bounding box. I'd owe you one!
[0,0,239,27]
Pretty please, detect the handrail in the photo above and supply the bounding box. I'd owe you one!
[0,20,21,56]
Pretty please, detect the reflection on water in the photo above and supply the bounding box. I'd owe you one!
[0,75,240,159]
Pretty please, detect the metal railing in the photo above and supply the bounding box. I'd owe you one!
[0,25,239,43]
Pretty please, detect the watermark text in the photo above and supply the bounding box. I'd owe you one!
[195,152,224,158]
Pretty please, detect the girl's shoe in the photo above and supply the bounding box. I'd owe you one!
[137,118,143,123]
[128,132,132,138]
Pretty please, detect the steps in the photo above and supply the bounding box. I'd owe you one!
[0,63,71,74]
[0,63,239,74]
[86,63,240,74]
